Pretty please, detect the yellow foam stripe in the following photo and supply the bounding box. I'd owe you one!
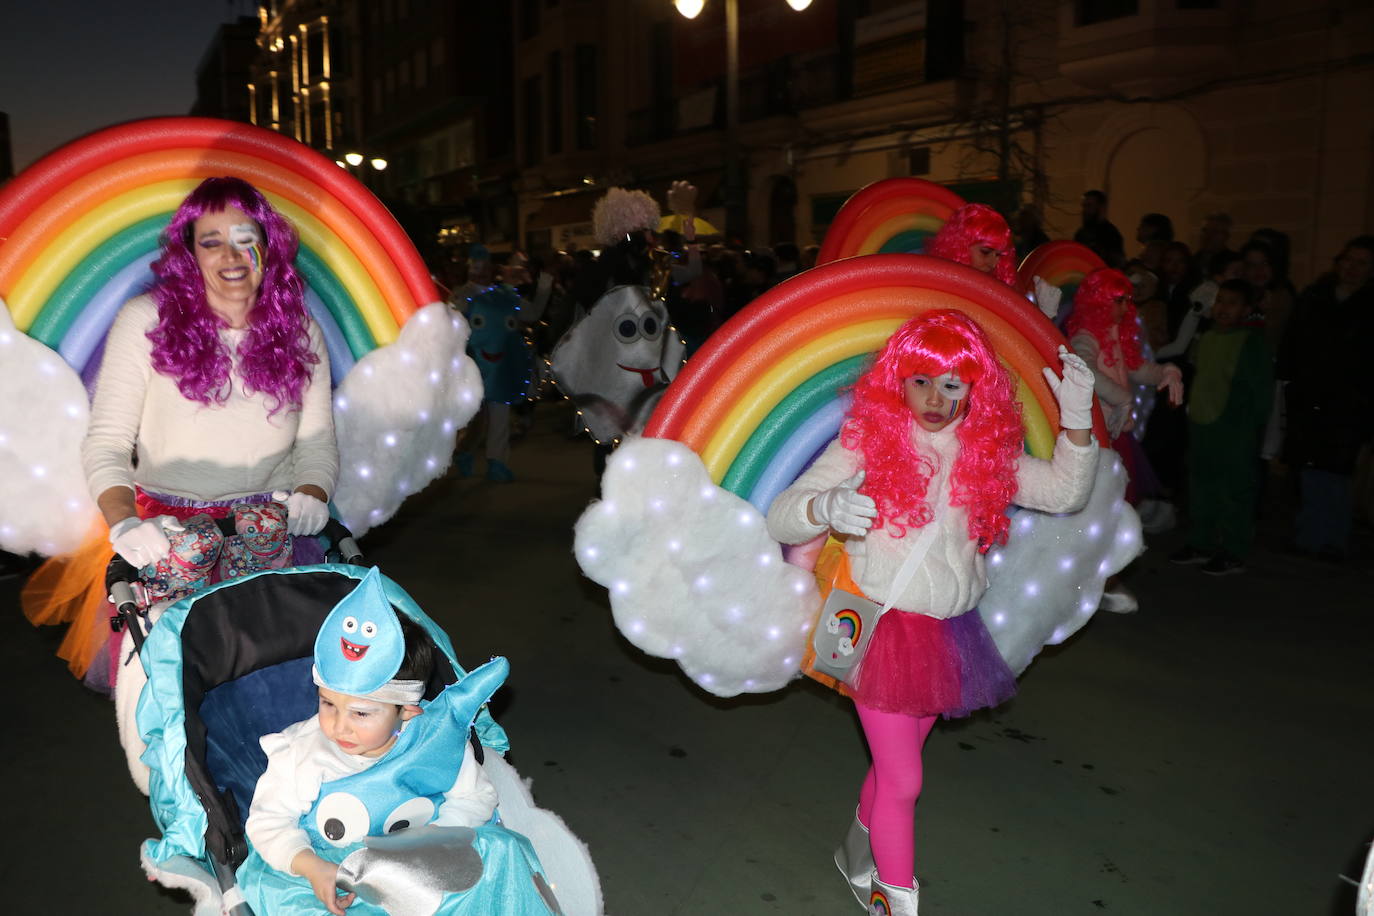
[856,213,946,256]
[700,319,903,479]
[8,181,399,345]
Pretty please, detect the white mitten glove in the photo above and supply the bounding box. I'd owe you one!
[1032,276,1062,322]
[283,491,330,536]
[108,515,183,568]
[810,471,877,537]
[1041,345,1096,430]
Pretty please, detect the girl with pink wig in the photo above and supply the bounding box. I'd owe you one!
[1066,267,1182,504]
[927,203,1063,320]
[24,177,338,686]
[767,309,1099,914]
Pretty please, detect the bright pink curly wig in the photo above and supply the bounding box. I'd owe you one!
[148,177,317,413]
[842,309,1023,550]
[1064,268,1142,370]
[926,203,1018,288]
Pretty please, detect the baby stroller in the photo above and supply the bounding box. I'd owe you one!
[117,559,603,915]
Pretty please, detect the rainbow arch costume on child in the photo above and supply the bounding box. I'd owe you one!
[574,252,1143,696]
[0,118,483,673]
[816,178,966,265]
[1015,240,1106,327]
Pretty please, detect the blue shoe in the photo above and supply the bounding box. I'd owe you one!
[454,452,474,477]
[486,460,514,483]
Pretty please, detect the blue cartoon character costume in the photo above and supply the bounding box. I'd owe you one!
[454,286,536,482]
[466,286,535,407]
[236,569,563,915]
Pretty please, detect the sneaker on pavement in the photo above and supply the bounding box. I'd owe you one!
[1201,554,1245,576]
[1099,586,1139,613]
[1169,546,1210,566]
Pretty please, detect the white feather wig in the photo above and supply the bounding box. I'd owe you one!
[591,188,660,247]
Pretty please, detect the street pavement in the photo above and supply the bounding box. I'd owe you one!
[3,402,1371,915]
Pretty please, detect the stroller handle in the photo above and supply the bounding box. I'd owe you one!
[107,515,364,654]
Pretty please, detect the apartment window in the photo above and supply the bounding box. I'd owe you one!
[415,48,428,89]
[574,43,598,150]
[330,26,349,77]
[523,74,543,166]
[1076,0,1139,25]
[520,0,540,39]
[548,50,563,155]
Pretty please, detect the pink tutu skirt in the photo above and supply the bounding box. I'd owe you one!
[802,542,1016,718]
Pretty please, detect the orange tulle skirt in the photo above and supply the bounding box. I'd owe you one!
[799,538,860,697]
[20,522,114,678]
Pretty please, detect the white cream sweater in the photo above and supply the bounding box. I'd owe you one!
[82,295,338,503]
[767,422,1097,618]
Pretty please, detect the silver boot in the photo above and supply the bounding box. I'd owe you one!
[833,808,874,907]
[868,871,919,915]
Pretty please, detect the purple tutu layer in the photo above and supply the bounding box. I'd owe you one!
[849,607,1016,719]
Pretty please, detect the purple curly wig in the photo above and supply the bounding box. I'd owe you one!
[842,310,1023,550]
[148,177,316,412]
[926,203,1018,288]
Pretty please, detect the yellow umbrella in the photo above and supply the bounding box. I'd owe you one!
[659,213,722,236]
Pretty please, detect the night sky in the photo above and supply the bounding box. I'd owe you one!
[1,0,256,172]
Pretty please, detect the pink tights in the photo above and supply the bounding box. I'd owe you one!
[855,702,938,887]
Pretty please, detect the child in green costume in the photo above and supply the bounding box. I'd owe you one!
[1171,279,1273,574]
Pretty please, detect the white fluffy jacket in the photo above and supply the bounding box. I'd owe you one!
[767,421,1097,618]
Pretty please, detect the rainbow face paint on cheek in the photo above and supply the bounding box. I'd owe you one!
[229,222,263,274]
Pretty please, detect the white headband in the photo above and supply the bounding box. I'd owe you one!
[312,665,425,705]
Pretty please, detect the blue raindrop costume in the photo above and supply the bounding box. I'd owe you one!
[465,286,535,406]
[236,569,561,915]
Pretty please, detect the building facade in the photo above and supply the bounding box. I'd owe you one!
[513,0,1374,283]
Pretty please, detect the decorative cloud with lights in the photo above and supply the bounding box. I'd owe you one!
[574,437,819,697]
[574,252,1143,697]
[0,118,483,555]
[982,449,1142,676]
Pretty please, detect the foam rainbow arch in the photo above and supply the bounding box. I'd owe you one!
[816,178,965,265]
[643,254,1108,514]
[1015,240,1105,299]
[0,118,439,385]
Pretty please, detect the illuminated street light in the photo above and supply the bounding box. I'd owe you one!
[785,0,812,8]
[344,151,364,167]
[369,157,388,171]
[674,0,704,18]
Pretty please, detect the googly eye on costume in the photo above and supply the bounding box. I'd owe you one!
[613,313,640,343]
[640,314,662,340]
[503,315,518,331]
[383,797,436,834]
[343,616,359,633]
[316,791,370,846]
[469,313,486,328]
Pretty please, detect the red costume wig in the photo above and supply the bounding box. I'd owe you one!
[1065,268,1142,369]
[926,203,1018,288]
[842,310,1023,550]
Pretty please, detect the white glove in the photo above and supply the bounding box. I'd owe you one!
[1041,345,1096,430]
[1158,363,1184,407]
[108,515,183,568]
[810,471,878,537]
[1032,276,1062,322]
[283,491,330,536]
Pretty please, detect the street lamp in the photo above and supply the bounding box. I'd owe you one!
[344,151,364,167]
[674,0,811,242]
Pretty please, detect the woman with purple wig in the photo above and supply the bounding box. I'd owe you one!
[24,177,338,686]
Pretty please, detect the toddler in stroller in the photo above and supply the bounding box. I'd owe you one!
[133,563,600,915]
